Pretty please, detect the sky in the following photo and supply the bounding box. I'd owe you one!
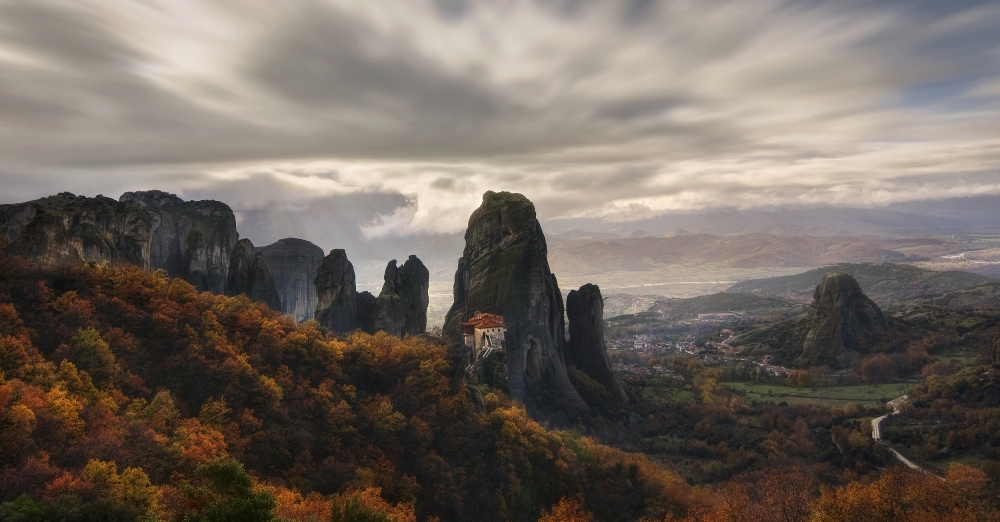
[1,0,1000,251]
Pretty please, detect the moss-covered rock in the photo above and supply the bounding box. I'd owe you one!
[0,191,238,295]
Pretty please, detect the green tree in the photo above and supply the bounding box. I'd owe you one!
[69,327,117,383]
[182,458,275,522]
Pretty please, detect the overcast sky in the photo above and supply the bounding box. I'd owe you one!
[1,0,999,242]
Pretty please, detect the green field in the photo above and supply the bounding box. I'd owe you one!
[724,382,912,407]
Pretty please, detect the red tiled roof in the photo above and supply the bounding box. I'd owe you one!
[462,313,505,330]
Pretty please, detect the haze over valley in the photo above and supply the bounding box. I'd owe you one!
[2,1,1000,520]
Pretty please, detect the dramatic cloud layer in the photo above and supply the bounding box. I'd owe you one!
[1,0,999,239]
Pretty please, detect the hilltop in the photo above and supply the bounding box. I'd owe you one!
[727,263,991,304]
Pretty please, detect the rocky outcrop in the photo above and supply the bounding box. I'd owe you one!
[4,210,85,266]
[396,256,430,335]
[373,256,429,337]
[121,190,238,294]
[444,191,586,409]
[226,239,282,311]
[374,289,405,338]
[798,272,888,367]
[0,191,238,295]
[1,193,150,267]
[246,254,282,312]
[730,272,889,368]
[566,284,628,404]
[226,239,255,296]
[356,291,377,334]
[258,238,325,322]
[314,249,358,333]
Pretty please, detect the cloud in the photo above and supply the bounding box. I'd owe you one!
[0,0,998,237]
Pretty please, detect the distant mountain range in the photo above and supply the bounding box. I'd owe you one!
[547,233,960,276]
[544,195,1000,237]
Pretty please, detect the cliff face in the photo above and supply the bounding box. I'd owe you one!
[121,190,238,294]
[374,256,429,337]
[0,193,151,267]
[444,191,586,409]
[226,239,255,296]
[798,272,888,367]
[226,239,282,311]
[374,293,405,338]
[356,291,377,334]
[396,255,430,335]
[314,249,358,333]
[258,238,325,322]
[246,253,282,312]
[0,191,238,295]
[566,284,629,404]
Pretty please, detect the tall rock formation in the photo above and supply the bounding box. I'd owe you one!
[374,270,406,338]
[120,190,238,294]
[731,272,889,368]
[444,191,586,409]
[566,284,629,404]
[0,193,151,267]
[226,239,255,297]
[798,272,888,366]
[314,249,358,333]
[356,291,378,334]
[4,210,87,266]
[258,238,325,322]
[396,255,430,335]
[373,256,430,337]
[0,191,238,295]
[226,239,282,311]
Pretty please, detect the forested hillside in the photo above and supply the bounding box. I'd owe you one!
[0,250,695,521]
[2,248,1000,521]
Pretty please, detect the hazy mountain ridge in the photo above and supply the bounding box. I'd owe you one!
[547,233,959,276]
[545,196,1000,237]
[651,292,805,319]
[727,263,992,305]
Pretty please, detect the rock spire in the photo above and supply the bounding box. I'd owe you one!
[444,191,586,409]
[566,284,629,404]
[798,272,888,367]
[313,249,358,333]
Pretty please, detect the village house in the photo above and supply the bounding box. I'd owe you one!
[462,312,506,359]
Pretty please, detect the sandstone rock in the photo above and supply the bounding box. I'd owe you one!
[226,239,282,311]
[0,191,239,295]
[258,238,325,322]
[396,255,430,335]
[5,210,82,266]
[226,239,255,297]
[314,249,358,333]
[444,191,586,409]
[566,284,629,403]
[246,253,282,312]
[1,193,151,267]
[356,291,377,333]
[798,272,888,367]
[372,256,429,337]
[122,190,238,295]
[374,290,405,337]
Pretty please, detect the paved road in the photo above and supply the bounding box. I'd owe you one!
[871,395,939,476]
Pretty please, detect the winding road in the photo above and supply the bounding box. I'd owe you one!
[872,395,940,477]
